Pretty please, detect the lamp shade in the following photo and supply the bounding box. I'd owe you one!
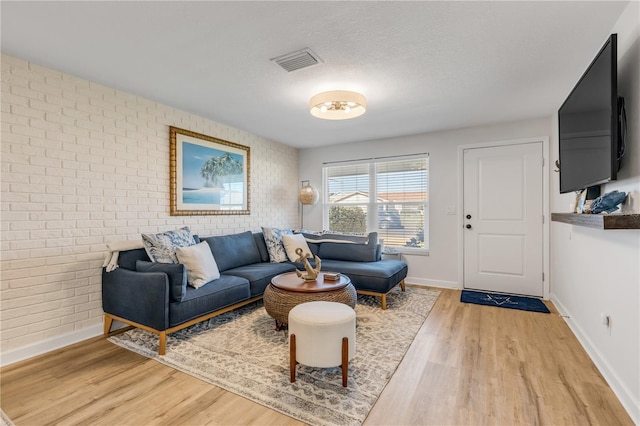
[310,90,366,120]
[299,182,319,205]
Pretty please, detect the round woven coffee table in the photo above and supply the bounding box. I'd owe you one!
[263,272,357,330]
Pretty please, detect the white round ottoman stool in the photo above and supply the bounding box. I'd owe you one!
[288,301,356,387]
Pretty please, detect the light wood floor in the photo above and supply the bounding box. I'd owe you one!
[1,289,633,425]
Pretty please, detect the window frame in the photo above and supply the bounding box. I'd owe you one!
[322,154,429,254]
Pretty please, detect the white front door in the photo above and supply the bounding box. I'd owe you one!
[463,142,543,297]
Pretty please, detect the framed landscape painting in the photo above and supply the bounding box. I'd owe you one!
[170,126,250,215]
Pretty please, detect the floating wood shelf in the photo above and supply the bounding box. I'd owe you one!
[551,213,640,230]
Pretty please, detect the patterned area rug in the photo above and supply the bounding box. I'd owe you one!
[1,410,15,426]
[109,286,440,426]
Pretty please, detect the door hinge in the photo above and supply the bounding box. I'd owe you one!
[542,272,545,281]
[542,157,545,167]
[542,215,545,224]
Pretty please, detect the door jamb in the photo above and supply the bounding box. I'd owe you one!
[457,137,550,299]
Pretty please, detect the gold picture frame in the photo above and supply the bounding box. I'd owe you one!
[170,126,250,216]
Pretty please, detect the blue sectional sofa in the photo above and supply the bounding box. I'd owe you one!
[102,230,407,355]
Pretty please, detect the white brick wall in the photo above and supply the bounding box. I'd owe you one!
[0,54,299,353]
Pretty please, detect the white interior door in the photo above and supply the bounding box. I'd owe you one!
[463,142,543,297]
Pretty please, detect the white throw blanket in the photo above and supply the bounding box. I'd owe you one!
[103,240,145,272]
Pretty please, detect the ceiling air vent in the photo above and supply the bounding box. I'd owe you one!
[270,48,323,72]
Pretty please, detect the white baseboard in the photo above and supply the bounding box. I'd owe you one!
[0,323,103,367]
[406,277,459,289]
[551,293,639,424]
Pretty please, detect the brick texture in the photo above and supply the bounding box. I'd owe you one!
[1,55,299,352]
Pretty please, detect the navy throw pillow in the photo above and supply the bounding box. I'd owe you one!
[136,260,187,302]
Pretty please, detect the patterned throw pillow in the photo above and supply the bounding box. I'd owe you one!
[141,226,197,263]
[261,226,292,263]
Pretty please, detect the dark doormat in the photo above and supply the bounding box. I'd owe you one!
[460,290,550,313]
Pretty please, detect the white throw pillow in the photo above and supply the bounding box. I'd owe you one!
[175,241,220,289]
[282,233,313,262]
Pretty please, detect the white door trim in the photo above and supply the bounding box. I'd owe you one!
[457,136,550,299]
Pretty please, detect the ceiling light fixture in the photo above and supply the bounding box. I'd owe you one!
[309,90,366,120]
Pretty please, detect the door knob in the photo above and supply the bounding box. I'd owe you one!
[466,224,472,229]
[466,214,472,219]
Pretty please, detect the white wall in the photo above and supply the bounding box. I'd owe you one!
[550,2,639,422]
[0,55,299,364]
[299,117,551,288]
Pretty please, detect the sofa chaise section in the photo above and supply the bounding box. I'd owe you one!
[319,259,408,309]
[300,231,408,309]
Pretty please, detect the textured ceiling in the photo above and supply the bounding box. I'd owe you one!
[0,1,629,148]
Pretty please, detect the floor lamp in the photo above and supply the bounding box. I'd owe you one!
[298,180,319,229]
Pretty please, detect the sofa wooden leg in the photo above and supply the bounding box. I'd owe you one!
[341,337,349,387]
[159,332,167,356]
[290,334,296,383]
[103,315,113,335]
[380,294,387,310]
[400,279,406,292]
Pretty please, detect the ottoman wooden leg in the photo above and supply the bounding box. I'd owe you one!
[290,334,297,383]
[342,337,349,387]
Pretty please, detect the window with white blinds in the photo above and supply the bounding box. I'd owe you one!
[323,154,429,252]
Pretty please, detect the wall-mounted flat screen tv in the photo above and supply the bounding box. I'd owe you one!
[558,34,619,194]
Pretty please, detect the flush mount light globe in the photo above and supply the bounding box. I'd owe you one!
[310,90,366,120]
